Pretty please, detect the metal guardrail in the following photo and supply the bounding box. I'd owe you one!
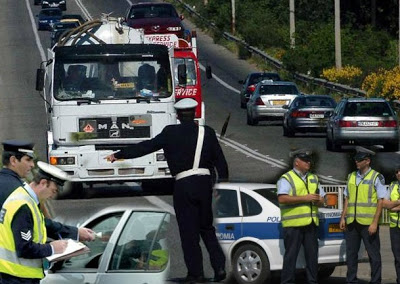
[172,0,367,97]
[322,185,390,224]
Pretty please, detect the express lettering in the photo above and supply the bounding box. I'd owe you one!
[266,216,280,223]
[175,88,198,97]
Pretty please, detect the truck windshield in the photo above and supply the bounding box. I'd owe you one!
[174,58,197,86]
[54,58,173,101]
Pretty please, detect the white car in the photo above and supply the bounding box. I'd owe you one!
[214,183,366,284]
[41,205,170,284]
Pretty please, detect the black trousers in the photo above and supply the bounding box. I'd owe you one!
[390,227,400,284]
[0,273,40,284]
[173,175,225,277]
[345,222,381,284]
[280,223,319,284]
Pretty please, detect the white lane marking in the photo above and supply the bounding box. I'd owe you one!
[25,0,46,62]
[199,63,240,94]
[75,0,93,20]
[145,196,175,215]
[217,134,346,184]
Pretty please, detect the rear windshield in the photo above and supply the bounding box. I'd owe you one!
[259,84,299,95]
[41,9,62,16]
[293,96,336,108]
[343,102,393,117]
[254,188,279,207]
[249,74,281,85]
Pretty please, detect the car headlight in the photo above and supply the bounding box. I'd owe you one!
[49,156,76,165]
[167,26,182,31]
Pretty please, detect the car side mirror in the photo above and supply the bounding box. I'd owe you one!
[327,111,334,117]
[282,105,289,110]
[177,64,187,85]
[180,15,184,20]
[238,80,244,84]
[36,68,45,91]
[206,65,212,79]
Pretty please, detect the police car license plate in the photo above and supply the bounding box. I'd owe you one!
[272,100,287,106]
[358,121,378,127]
[309,113,324,118]
[328,223,343,233]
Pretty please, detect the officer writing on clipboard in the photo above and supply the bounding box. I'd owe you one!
[107,98,228,283]
[0,162,70,284]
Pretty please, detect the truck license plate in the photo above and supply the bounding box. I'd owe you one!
[358,121,378,127]
[328,223,343,233]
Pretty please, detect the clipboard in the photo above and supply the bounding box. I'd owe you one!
[46,239,90,262]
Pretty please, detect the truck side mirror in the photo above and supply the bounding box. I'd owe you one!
[206,65,212,79]
[178,64,187,85]
[36,68,45,91]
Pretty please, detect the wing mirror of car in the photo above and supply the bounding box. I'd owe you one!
[180,15,185,20]
[206,65,213,79]
[36,68,45,91]
[177,64,187,85]
[282,105,289,110]
[238,80,244,84]
[327,111,334,117]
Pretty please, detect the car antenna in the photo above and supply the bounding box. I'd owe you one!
[220,112,231,138]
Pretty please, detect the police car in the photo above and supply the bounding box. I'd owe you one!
[214,183,365,284]
[41,205,170,284]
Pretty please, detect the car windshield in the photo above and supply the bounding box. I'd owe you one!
[259,84,299,95]
[253,188,279,207]
[249,74,280,85]
[129,5,178,19]
[41,9,62,16]
[293,97,335,108]
[54,57,173,101]
[343,102,393,116]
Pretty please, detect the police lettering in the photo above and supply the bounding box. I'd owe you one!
[216,232,235,240]
[266,216,280,223]
[175,88,198,97]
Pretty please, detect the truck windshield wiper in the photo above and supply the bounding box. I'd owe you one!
[76,98,101,105]
[136,97,160,103]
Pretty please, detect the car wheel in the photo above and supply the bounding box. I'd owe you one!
[240,99,246,109]
[247,111,255,126]
[232,244,270,284]
[327,132,340,151]
[318,265,335,279]
[385,141,399,152]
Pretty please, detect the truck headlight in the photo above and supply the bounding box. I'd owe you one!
[49,156,76,165]
[156,153,166,161]
[167,26,181,31]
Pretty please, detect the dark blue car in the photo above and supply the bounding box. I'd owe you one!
[37,8,62,31]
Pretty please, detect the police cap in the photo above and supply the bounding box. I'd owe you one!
[37,161,70,186]
[2,140,35,158]
[354,146,375,162]
[174,98,198,110]
[290,148,313,162]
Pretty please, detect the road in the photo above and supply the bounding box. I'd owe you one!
[1,0,400,283]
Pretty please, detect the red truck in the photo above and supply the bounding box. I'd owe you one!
[145,32,210,125]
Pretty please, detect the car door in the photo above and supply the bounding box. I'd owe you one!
[214,187,243,252]
[96,211,170,284]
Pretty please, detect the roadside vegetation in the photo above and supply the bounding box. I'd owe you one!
[169,0,400,100]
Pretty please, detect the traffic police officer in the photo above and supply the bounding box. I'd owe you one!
[339,147,386,284]
[383,165,400,284]
[108,98,228,283]
[277,149,325,284]
[0,140,95,241]
[0,161,70,283]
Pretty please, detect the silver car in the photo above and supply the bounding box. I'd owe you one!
[283,95,336,137]
[326,98,399,151]
[246,80,301,125]
[42,205,170,284]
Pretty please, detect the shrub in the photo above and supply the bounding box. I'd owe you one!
[362,67,400,100]
[321,65,363,87]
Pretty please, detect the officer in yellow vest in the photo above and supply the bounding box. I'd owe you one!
[277,149,325,284]
[383,165,400,284]
[0,162,70,284]
[339,147,387,284]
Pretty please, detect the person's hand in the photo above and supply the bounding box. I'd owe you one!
[50,240,68,254]
[78,227,95,241]
[368,223,378,235]
[305,194,320,202]
[105,154,117,163]
[339,218,346,230]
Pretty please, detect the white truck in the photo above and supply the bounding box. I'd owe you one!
[36,16,187,192]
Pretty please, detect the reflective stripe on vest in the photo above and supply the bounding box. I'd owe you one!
[279,170,319,227]
[346,170,379,225]
[389,181,400,228]
[0,186,46,279]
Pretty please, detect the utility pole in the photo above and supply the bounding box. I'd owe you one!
[231,0,236,34]
[399,0,400,65]
[289,0,295,48]
[334,0,342,69]
[204,0,208,5]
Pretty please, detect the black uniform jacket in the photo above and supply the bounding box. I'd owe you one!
[115,121,229,180]
[0,168,78,240]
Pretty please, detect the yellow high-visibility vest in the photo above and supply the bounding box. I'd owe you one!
[346,170,380,225]
[389,181,400,228]
[0,186,47,279]
[279,170,319,227]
